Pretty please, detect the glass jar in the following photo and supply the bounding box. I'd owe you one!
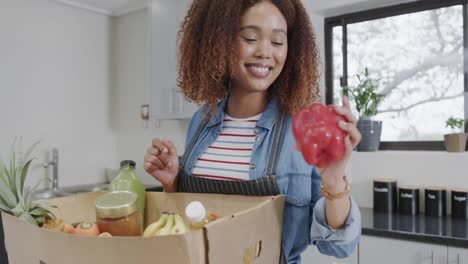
[95,191,142,236]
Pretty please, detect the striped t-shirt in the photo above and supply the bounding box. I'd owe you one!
[191,112,262,181]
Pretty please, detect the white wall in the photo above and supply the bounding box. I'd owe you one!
[112,9,188,185]
[0,0,116,187]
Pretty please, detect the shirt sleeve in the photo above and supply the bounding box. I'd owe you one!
[310,196,361,258]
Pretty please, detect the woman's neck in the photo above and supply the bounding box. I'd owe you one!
[226,89,268,118]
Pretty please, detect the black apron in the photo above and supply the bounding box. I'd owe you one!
[177,111,288,263]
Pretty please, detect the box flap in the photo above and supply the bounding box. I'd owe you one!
[205,195,285,264]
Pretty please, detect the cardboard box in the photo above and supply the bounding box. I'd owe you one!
[2,192,285,264]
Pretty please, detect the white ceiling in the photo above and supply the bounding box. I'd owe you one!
[55,0,147,16]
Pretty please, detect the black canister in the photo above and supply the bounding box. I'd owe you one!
[373,178,397,213]
[451,189,468,219]
[399,186,420,215]
[425,187,446,217]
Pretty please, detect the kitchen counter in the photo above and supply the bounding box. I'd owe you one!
[361,207,468,247]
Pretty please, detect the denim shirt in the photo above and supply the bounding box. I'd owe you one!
[182,96,361,264]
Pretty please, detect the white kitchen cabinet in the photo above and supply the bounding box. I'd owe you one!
[359,236,447,264]
[301,244,358,264]
[149,0,198,120]
[448,246,468,264]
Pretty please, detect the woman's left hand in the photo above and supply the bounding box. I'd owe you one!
[319,96,361,194]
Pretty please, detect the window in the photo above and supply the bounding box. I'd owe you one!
[325,0,467,150]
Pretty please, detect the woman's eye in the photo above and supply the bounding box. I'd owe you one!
[272,42,284,46]
[242,37,257,42]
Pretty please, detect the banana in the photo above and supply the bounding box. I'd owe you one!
[170,213,189,235]
[155,213,175,236]
[143,213,168,237]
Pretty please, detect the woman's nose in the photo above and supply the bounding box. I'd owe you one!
[254,40,272,59]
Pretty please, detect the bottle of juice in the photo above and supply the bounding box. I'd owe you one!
[185,201,219,230]
[110,160,145,228]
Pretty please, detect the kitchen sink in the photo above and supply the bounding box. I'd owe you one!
[62,183,110,193]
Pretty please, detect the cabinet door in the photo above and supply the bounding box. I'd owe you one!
[448,246,468,264]
[149,0,197,120]
[301,244,358,264]
[359,236,447,264]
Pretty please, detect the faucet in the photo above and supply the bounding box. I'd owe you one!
[32,148,72,200]
[43,148,59,190]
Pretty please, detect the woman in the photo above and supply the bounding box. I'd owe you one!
[144,1,361,263]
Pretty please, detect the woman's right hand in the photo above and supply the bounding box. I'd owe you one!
[144,138,179,192]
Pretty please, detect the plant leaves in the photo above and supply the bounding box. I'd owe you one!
[0,175,17,208]
[22,140,40,166]
[19,159,33,198]
[19,212,38,226]
[0,203,13,214]
[9,140,17,196]
[35,216,46,225]
[11,202,24,217]
[29,207,47,216]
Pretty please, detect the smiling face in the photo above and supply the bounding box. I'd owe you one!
[231,1,288,94]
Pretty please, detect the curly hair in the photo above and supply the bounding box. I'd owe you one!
[177,0,320,115]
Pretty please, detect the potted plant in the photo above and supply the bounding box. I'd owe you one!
[444,117,467,152]
[343,68,385,151]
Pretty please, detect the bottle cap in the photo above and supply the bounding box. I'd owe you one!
[120,160,136,168]
[185,201,206,223]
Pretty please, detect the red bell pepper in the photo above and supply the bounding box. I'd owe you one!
[292,103,347,167]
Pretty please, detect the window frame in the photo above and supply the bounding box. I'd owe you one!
[324,0,468,151]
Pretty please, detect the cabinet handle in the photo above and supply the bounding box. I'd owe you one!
[457,253,460,264]
[178,90,183,113]
[431,250,434,264]
[169,88,174,113]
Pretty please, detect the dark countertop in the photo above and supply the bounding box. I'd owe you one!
[361,207,468,247]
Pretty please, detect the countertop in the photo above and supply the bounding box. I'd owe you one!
[361,207,468,247]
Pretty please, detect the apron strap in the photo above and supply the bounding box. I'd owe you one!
[179,116,210,169]
[265,111,287,177]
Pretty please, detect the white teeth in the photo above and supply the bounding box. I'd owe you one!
[248,65,269,73]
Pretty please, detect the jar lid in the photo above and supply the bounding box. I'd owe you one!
[451,188,468,193]
[399,185,419,190]
[95,191,138,219]
[425,186,446,191]
[120,160,136,168]
[185,201,206,224]
[373,178,397,183]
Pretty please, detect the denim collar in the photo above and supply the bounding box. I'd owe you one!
[207,95,280,130]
